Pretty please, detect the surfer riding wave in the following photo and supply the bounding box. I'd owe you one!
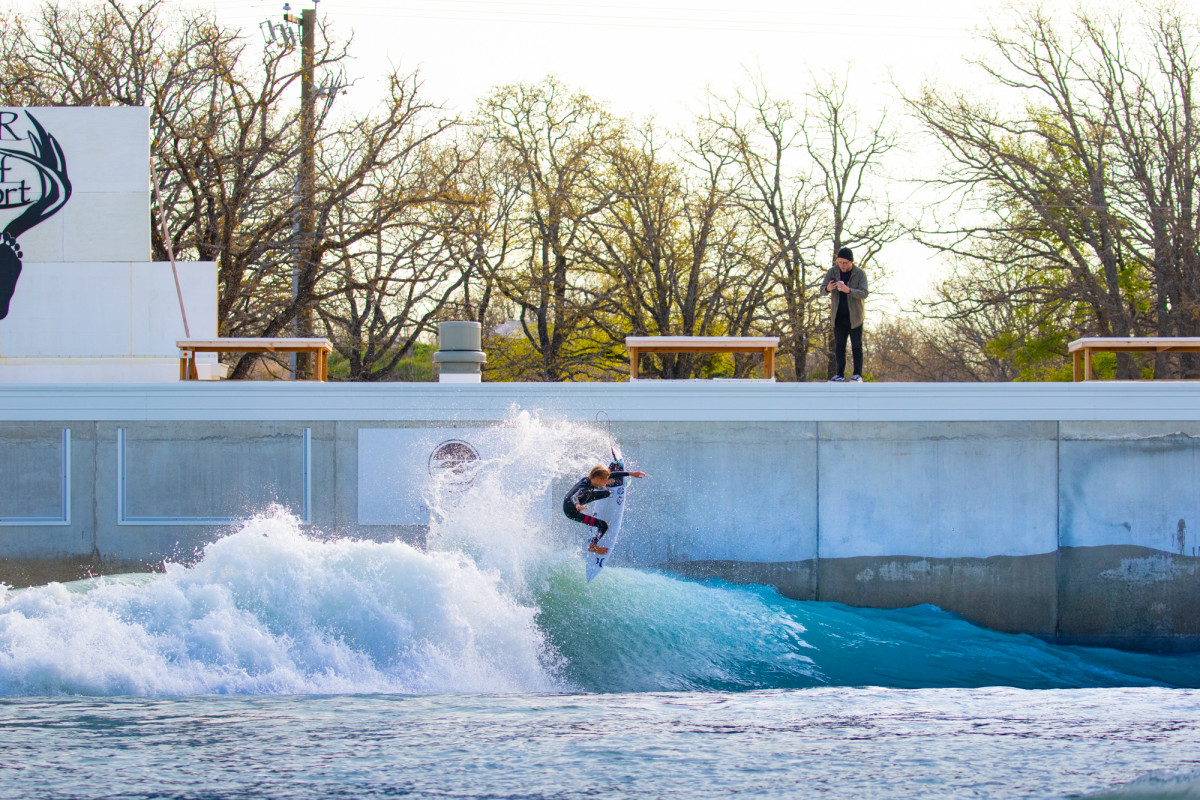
[563,463,646,551]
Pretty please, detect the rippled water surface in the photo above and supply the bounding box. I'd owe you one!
[2,689,1200,800]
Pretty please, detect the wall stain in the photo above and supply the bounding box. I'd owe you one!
[1098,554,1200,583]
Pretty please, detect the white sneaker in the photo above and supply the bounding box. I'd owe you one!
[829,375,845,382]
[851,374,864,382]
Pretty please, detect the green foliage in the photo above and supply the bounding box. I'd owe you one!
[328,342,435,382]
[985,329,1072,382]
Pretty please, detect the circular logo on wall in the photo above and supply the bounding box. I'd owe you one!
[428,439,481,485]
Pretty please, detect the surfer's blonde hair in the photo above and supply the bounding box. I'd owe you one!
[589,465,611,482]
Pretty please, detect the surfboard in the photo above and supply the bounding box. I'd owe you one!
[584,456,629,582]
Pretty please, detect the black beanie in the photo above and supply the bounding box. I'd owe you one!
[837,247,854,262]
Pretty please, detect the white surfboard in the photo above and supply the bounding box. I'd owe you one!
[584,465,629,582]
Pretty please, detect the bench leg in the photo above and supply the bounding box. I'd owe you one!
[179,353,198,381]
[629,349,639,381]
[763,348,775,380]
[1073,350,1082,382]
[1084,349,1093,381]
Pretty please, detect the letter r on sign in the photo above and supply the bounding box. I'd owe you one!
[0,112,18,141]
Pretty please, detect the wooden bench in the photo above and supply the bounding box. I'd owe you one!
[625,336,779,380]
[177,338,334,381]
[1068,337,1200,381]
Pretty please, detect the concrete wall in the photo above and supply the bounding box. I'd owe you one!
[0,262,217,381]
[1,381,1199,650]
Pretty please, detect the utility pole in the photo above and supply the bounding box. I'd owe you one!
[282,3,317,379]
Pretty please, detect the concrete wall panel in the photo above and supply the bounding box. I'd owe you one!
[0,422,95,566]
[1057,545,1200,651]
[0,261,215,382]
[0,106,150,264]
[60,191,151,263]
[0,262,215,358]
[0,425,70,521]
[1060,422,1200,552]
[614,421,817,566]
[1058,422,1200,649]
[819,422,1058,560]
[116,422,311,524]
[818,553,1058,636]
[358,425,536,526]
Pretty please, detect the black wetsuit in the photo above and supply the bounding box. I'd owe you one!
[562,471,631,537]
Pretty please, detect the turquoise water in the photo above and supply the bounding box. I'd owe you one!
[0,415,1198,798]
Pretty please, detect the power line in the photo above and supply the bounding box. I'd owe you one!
[336,0,986,24]
[205,0,990,22]
[197,0,990,38]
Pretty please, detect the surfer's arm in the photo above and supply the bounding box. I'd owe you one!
[568,482,609,508]
[609,470,647,480]
[565,480,591,509]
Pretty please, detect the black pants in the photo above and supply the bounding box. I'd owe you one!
[563,500,608,535]
[834,312,863,377]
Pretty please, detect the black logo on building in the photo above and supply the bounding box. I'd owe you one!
[0,111,72,319]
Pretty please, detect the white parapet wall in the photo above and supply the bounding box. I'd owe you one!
[0,261,217,381]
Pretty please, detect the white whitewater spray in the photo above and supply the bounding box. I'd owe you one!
[423,409,613,597]
[0,509,562,696]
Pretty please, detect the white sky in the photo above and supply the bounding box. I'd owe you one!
[11,0,1090,311]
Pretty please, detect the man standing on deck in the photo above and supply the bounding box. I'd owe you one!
[821,247,869,382]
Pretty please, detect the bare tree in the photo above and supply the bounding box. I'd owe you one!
[588,122,748,378]
[804,75,901,266]
[706,80,822,379]
[1083,7,1200,374]
[479,78,623,381]
[868,317,995,382]
[909,3,1200,378]
[314,120,474,381]
[703,73,899,380]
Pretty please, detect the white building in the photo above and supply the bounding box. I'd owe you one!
[0,107,217,382]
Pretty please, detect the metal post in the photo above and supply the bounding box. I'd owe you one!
[294,6,316,379]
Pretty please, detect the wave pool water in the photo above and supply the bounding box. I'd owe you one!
[2,412,1199,798]
[1,509,1198,696]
